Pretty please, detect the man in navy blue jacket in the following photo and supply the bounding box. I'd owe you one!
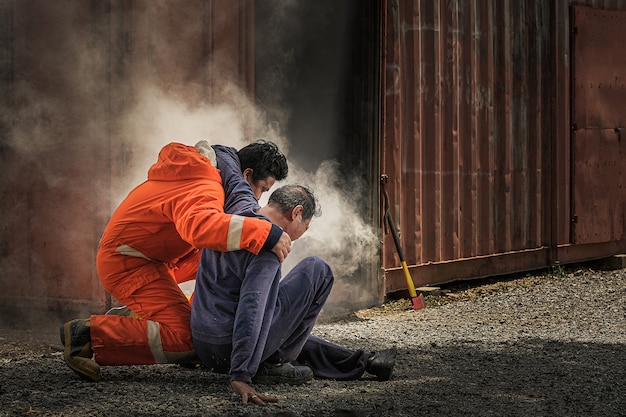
[191,178,396,406]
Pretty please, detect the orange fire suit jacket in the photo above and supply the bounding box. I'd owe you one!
[96,142,283,300]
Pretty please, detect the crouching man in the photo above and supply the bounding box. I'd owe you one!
[60,140,290,382]
[191,184,396,406]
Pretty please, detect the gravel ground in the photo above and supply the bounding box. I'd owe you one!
[1,261,625,416]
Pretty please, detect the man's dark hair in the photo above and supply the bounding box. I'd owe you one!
[268,184,321,221]
[237,140,288,181]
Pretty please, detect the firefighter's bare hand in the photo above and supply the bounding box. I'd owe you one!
[270,232,291,263]
[231,380,279,406]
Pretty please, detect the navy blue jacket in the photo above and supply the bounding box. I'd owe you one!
[191,145,283,383]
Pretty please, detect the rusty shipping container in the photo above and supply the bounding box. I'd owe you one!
[380,0,626,292]
[0,0,624,320]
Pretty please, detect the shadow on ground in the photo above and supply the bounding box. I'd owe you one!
[1,328,624,416]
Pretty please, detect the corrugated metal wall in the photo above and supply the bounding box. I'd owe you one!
[381,0,626,292]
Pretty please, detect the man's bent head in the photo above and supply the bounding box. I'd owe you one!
[262,184,321,241]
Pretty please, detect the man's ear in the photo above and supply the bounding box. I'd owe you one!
[291,205,304,220]
[242,168,254,181]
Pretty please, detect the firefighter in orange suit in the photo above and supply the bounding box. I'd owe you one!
[60,140,289,382]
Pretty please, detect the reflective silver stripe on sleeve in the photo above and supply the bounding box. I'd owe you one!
[115,245,151,261]
[227,215,245,251]
[147,320,168,364]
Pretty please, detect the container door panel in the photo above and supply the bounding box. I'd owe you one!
[571,6,626,245]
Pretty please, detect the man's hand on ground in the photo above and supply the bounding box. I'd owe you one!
[270,232,291,263]
[231,380,280,406]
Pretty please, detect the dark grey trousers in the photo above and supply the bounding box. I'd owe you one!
[193,256,369,380]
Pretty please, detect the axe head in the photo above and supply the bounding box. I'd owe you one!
[410,294,425,310]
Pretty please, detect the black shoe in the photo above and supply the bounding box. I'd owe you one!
[366,348,397,381]
[253,362,314,385]
[61,319,100,382]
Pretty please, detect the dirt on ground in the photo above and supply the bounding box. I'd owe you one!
[1,261,625,416]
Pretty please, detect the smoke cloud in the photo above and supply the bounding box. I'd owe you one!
[0,0,380,323]
[112,83,289,205]
[122,82,380,311]
[278,161,380,309]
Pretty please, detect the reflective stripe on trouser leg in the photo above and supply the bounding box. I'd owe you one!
[147,320,169,364]
[147,320,197,364]
[227,215,245,251]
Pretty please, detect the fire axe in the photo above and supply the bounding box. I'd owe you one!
[381,176,425,310]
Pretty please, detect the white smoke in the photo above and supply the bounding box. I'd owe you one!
[113,84,289,205]
[123,84,379,308]
[278,160,378,279]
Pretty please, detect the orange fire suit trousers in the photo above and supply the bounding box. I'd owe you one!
[91,248,200,366]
